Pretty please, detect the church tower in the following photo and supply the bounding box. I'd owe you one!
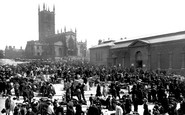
[38,4,55,41]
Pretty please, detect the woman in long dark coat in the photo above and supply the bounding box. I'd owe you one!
[143,99,150,115]
[75,103,84,115]
[96,83,101,97]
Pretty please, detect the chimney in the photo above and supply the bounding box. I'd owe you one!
[98,39,102,45]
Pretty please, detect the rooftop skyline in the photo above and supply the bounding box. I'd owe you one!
[1,0,185,50]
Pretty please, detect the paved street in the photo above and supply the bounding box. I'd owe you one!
[0,82,157,115]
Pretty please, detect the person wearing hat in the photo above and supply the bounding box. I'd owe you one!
[105,95,111,110]
[125,96,132,114]
[75,102,84,115]
[53,99,58,113]
[115,82,121,99]
[143,98,150,115]
[96,83,101,97]
[5,95,12,115]
[89,94,94,106]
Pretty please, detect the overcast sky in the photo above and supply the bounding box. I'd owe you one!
[1,0,185,50]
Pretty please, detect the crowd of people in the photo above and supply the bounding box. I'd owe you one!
[0,58,185,115]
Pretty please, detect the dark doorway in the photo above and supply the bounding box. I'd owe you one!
[136,60,142,68]
[135,51,143,68]
[113,58,117,66]
[59,48,63,57]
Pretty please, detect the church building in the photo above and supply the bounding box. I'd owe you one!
[25,4,87,60]
[90,31,185,75]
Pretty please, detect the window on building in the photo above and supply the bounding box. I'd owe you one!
[114,58,117,66]
[98,52,101,61]
[96,51,101,61]
[37,52,40,56]
[122,57,125,68]
[37,46,39,50]
[96,52,98,61]
[100,51,103,61]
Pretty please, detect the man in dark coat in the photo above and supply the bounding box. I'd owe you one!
[96,83,101,97]
[5,95,12,115]
[151,86,157,102]
[125,96,132,114]
[75,103,84,115]
[55,102,64,115]
[80,83,86,103]
[105,96,111,110]
[76,83,82,102]
[111,86,117,99]
[6,81,12,96]
[143,98,150,115]
[115,82,121,99]
[89,94,93,106]
[131,84,139,112]
[87,104,101,115]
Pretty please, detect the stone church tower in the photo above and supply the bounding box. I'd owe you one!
[25,4,87,59]
[38,4,55,41]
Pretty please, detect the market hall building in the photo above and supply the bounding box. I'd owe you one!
[90,31,185,74]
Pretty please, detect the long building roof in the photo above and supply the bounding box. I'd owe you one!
[90,30,185,50]
[112,31,185,49]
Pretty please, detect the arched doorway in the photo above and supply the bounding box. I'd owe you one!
[135,51,143,68]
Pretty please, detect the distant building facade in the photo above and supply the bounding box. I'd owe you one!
[90,40,114,66]
[25,4,87,59]
[90,31,185,75]
[77,40,87,58]
[5,46,24,59]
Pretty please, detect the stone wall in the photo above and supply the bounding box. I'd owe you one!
[90,46,111,66]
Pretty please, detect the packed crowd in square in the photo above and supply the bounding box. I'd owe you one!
[0,59,185,115]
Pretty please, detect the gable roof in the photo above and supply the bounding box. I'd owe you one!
[110,41,132,49]
[128,39,150,47]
